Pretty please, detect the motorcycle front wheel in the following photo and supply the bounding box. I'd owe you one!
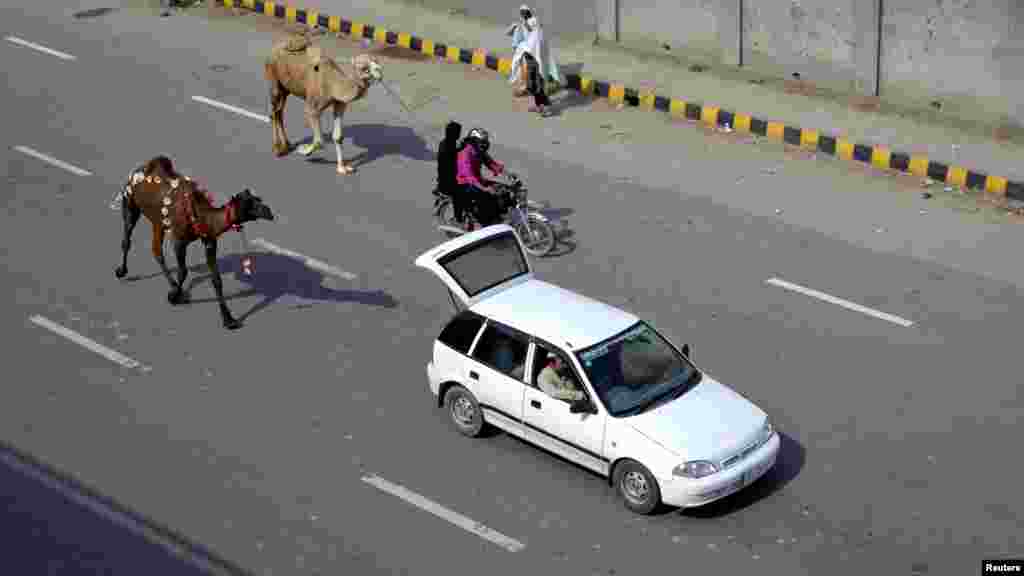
[515,213,556,257]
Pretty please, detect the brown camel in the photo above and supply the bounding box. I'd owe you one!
[264,34,384,174]
[114,155,275,330]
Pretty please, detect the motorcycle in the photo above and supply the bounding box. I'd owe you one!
[432,173,557,257]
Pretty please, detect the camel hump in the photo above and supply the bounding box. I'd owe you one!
[143,155,178,180]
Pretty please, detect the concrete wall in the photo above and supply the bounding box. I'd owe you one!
[400,0,1023,126]
[880,0,1024,126]
[742,0,858,90]
[617,0,722,61]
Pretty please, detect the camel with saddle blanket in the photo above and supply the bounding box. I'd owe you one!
[113,156,275,330]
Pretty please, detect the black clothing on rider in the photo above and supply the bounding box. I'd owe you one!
[463,184,501,227]
[437,121,462,192]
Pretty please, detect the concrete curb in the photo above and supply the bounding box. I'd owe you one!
[219,0,1024,202]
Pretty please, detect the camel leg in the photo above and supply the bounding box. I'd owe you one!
[332,102,354,175]
[114,193,141,279]
[151,226,177,292]
[270,82,290,156]
[167,237,191,305]
[296,103,323,156]
[204,238,241,330]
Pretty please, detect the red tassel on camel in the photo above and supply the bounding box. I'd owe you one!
[203,184,254,276]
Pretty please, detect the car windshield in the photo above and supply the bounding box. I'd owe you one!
[575,322,699,417]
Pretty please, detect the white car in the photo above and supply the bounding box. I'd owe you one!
[414,225,780,514]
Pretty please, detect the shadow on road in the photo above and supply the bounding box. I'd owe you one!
[185,252,398,322]
[0,440,248,576]
[296,122,435,169]
[677,432,806,519]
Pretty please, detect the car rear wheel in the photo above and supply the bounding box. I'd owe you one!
[444,385,485,438]
[613,460,662,515]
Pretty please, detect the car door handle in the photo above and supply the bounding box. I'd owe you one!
[530,400,542,409]
[469,371,479,380]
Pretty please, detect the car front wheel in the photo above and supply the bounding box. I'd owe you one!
[613,460,662,515]
[444,385,485,438]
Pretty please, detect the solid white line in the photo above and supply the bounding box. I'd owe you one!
[250,238,357,280]
[29,315,151,372]
[765,277,915,327]
[13,146,92,176]
[361,474,526,552]
[191,95,269,123]
[5,35,76,60]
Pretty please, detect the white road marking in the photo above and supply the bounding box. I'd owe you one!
[191,95,269,123]
[361,474,526,553]
[29,315,152,372]
[765,277,915,327]
[13,146,92,176]
[5,35,76,60]
[250,238,357,280]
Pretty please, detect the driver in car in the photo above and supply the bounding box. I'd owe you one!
[538,355,584,402]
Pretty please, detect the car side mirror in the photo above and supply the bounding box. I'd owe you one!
[570,398,595,414]
[682,344,691,358]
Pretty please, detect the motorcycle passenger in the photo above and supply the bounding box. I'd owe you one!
[456,128,506,230]
[436,121,464,218]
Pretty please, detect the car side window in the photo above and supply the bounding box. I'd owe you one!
[471,323,528,381]
[532,343,584,401]
[437,312,484,354]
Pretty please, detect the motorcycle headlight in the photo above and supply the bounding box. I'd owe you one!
[673,460,719,479]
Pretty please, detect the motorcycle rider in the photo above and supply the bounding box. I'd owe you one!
[436,121,464,219]
[455,128,506,230]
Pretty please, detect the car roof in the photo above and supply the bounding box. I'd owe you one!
[469,278,640,351]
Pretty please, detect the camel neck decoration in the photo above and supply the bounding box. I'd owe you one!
[264,33,384,175]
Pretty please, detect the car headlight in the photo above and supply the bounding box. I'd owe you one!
[673,460,719,479]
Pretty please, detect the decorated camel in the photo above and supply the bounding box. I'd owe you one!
[114,155,275,330]
[264,34,384,174]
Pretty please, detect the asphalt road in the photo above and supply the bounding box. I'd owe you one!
[2,1,1021,575]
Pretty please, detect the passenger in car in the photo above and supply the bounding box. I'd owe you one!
[537,355,583,402]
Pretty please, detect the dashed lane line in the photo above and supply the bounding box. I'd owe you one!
[765,277,915,328]
[191,95,269,123]
[361,474,526,553]
[250,238,357,280]
[5,35,76,60]
[13,145,92,176]
[29,315,152,372]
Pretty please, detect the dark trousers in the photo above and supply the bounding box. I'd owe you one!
[524,54,550,108]
[459,185,501,227]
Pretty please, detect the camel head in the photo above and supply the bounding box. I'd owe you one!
[233,189,275,223]
[351,53,383,84]
[304,47,381,103]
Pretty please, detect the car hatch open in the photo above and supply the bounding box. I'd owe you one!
[414,224,534,310]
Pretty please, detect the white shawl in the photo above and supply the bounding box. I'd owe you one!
[509,17,562,87]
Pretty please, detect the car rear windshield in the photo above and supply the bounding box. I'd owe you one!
[438,231,528,297]
[575,322,698,417]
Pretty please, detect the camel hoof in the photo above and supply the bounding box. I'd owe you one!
[273,147,289,157]
[337,164,355,175]
[223,317,243,330]
[115,266,127,279]
[297,143,320,156]
[167,289,189,306]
